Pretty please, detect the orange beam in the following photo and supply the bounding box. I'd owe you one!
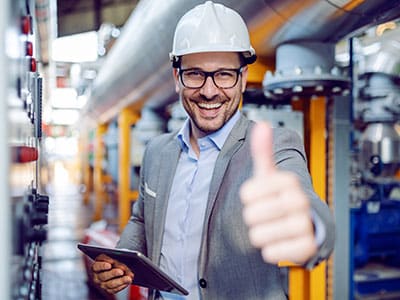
[287,97,328,300]
[288,99,310,300]
[309,97,327,300]
[93,124,108,221]
[80,132,90,205]
[118,108,139,232]
[290,267,311,299]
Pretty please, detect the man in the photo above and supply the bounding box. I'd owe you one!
[91,1,335,299]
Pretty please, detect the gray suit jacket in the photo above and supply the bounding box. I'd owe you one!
[118,114,335,299]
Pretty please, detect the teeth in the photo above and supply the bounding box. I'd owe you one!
[197,102,222,109]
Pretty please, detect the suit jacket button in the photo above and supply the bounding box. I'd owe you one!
[199,278,207,288]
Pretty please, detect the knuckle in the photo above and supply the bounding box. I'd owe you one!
[91,262,98,272]
[261,247,277,263]
[298,214,312,230]
[111,268,121,277]
[249,227,264,248]
[239,182,252,202]
[242,206,254,225]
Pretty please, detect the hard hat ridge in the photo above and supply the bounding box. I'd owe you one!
[170,1,256,66]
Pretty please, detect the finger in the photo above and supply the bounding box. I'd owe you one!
[243,171,300,198]
[102,277,132,295]
[251,122,275,177]
[242,186,310,226]
[103,275,133,290]
[247,213,314,248]
[260,235,317,264]
[242,194,285,226]
[240,171,300,205]
[113,261,134,278]
[92,261,113,273]
[107,282,131,295]
[97,268,125,282]
[96,254,115,264]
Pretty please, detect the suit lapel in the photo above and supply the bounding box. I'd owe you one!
[205,115,249,221]
[198,115,251,273]
[151,138,181,263]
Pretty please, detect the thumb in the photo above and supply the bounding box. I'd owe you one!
[251,122,276,177]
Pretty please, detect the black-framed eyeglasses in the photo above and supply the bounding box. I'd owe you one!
[178,67,244,89]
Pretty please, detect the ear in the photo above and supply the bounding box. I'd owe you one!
[173,68,180,93]
[240,66,248,93]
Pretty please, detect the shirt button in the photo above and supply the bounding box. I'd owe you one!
[199,278,207,288]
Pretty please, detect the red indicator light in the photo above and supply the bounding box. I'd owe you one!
[12,146,39,163]
[30,57,37,72]
[21,16,31,35]
[26,41,33,56]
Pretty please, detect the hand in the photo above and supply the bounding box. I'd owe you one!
[240,122,317,265]
[91,254,134,294]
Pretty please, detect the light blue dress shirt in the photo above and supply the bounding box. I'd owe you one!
[159,111,241,300]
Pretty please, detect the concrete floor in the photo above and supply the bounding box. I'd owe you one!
[40,179,104,300]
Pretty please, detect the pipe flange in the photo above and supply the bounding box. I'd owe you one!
[263,68,351,99]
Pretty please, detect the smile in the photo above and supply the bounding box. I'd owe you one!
[197,102,222,109]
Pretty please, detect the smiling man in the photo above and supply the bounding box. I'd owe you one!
[175,51,247,152]
[90,2,335,299]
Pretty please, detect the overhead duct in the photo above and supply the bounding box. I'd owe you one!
[83,0,400,123]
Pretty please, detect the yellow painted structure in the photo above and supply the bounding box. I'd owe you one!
[284,97,328,300]
[309,97,328,300]
[93,124,108,221]
[118,108,140,232]
[80,131,91,205]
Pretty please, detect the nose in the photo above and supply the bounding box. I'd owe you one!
[199,76,219,99]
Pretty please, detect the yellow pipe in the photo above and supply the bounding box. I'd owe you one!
[80,131,90,205]
[118,108,139,233]
[93,124,108,221]
[309,97,327,300]
[285,99,310,300]
[287,97,328,300]
[290,267,311,299]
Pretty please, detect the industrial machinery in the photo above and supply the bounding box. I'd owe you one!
[2,0,50,299]
[243,103,304,139]
[350,30,400,298]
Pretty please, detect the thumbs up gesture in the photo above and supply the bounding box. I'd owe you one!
[240,122,317,265]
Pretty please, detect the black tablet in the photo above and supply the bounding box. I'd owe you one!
[77,243,189,296]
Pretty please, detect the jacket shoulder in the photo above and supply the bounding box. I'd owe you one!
[146,131,177,151]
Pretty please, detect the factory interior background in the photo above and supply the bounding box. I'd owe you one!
[1,0,400,299]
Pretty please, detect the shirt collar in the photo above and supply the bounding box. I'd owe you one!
[176,110,241,151]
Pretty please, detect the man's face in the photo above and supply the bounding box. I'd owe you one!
[173,52,248,138]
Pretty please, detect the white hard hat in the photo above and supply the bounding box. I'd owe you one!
[170,1,256,67]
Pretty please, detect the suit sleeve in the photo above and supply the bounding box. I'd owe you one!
[273,128,335,268]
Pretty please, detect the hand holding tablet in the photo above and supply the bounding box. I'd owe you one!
[77,243,189,296]
[90,252,134,294]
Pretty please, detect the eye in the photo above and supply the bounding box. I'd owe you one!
[183,69,204,78]
[215,70,236,79]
